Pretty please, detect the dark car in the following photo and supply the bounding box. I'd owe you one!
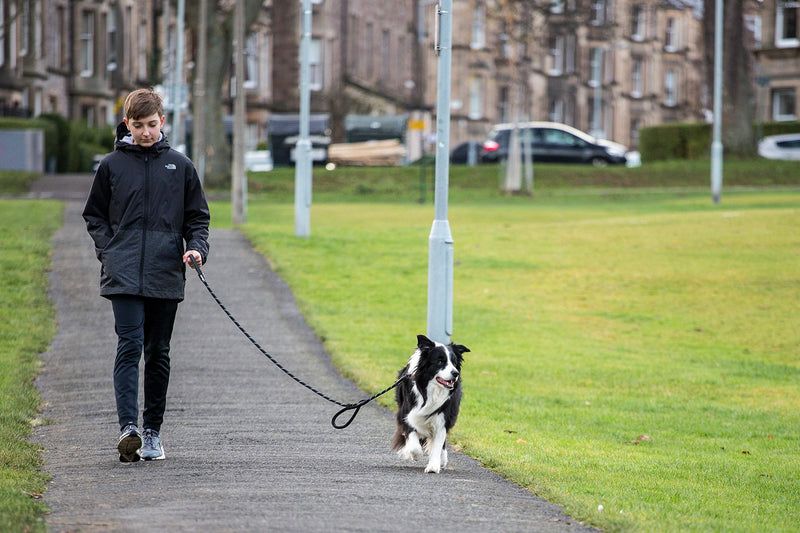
[480,121,629,166]
[450,141,483,164]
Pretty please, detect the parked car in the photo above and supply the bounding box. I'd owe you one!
[244,150,273,172]
[480,121,630,166]
[450,140,482,164]
[757,133,800,160]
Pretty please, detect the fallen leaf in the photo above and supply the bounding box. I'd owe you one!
[516,438,528,444]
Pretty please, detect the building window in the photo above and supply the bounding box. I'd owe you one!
[381,29,390,84]
[551,0,565,14]
[565,35,575,73]
[630,118,642,147]
[550,98,564,122]
[309,38,322,91]
[471,3,485,49]
[591,0,606,26]
[665,17,678,52]
[469,77,483,120]
[499,25,511,59]
[20,0,28,57]
[631,5,645,41]
[138,23,147,80]
[745,14,762,48]
[53,6,66,69]
[772,88,797,121]
[365,22,373,78]
[549,35,565,75]
[499,86,509,123]
[244,33,258,89]
[107,7,117,72]
[589,47,603,87]
[776,3,799,48]
[631,57,643,98]
[80,10,95,77]
[664,69,677,107]
[349,15,358,72]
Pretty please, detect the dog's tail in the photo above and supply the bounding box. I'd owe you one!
[392,426,406,452]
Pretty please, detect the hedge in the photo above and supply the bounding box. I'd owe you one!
[640,121,800,162]
[0,115,114,172]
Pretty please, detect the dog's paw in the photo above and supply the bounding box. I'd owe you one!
[424,461,442,474]
[410,445,423,462]
[398,444,423,462]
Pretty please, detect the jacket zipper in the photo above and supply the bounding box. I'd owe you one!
[139,152,149,294]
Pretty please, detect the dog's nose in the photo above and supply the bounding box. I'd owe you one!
[452,370,460,379]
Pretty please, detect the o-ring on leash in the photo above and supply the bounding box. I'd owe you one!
[188,256,405,429]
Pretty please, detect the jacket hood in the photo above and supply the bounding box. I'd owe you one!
[114,121,169,153]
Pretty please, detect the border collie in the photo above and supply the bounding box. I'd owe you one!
[392,334,470,473]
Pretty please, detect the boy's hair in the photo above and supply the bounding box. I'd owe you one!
[123,88,163,120]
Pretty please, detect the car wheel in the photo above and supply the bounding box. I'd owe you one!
[591,157,609,167]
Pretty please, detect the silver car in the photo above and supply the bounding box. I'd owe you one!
[757,133,800,160]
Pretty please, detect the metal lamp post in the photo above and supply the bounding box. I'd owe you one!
[710,0,724,204]
[295,0,313,237]
[427,0,454,344]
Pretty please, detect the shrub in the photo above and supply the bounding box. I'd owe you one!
[641,121,800,162]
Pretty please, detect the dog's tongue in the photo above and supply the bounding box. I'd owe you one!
[437,377,454,388]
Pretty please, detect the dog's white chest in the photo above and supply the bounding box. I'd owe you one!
[405,383,449,436]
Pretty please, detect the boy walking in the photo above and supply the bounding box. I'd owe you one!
[83,88,210,462]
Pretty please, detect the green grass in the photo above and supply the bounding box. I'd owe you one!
[1,158,798,531]
[231,158,800,203]
[0,200,63,533]
[207,177,800,531]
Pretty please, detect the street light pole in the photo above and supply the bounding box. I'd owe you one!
[427,0,454,344]
[295,0,313,238]
[231,0,246,225]
[192,0,208,184]
[172,0,185,151]
[710,0,724,204]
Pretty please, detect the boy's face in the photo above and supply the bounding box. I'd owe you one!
[123,113,165,147]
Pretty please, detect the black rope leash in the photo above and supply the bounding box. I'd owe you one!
[188,256,404,429]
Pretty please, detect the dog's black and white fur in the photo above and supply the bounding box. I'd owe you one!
[392,334,470,473]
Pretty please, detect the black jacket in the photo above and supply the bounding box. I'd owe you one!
[83,122,210,301]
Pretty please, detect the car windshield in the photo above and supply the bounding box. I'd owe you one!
[776,139,800,148]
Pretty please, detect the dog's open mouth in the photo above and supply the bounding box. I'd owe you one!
[436,377,456,389]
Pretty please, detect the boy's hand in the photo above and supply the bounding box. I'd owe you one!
[183,250,202,268]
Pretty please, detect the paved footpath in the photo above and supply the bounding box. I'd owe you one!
[32,174,597,532]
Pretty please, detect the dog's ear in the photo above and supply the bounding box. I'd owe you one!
[417,334,435,351]
[450,344,470,357]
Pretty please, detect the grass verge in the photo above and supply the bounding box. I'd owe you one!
[208,186,799,532]
[0,200,63,533]
[231,158,800,203]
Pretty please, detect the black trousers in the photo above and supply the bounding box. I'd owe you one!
[110,295,179,432]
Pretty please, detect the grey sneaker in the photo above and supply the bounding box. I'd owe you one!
[118,424,142,463]
[141,429,166,461]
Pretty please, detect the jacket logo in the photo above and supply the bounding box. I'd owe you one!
[165,163,177,170]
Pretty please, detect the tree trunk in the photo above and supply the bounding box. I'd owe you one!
[704,0,755,156]
[186,1,264,188]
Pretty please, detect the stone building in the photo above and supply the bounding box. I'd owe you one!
[2,0,781,159]
[754,1,800,124]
